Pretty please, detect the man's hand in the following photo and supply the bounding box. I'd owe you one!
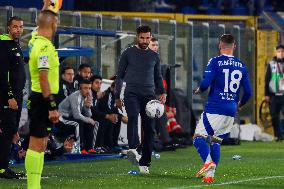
[18,149,26,158]
[159,93,167,104]
[48,110,59,123]
[194,88,201,94]
[265,96,270,102]
[97,92,104,99]
[64,139,75,153]
[85,97,93,108]
[12,132,20,144]
[121,116,128,124]
[8,98,18,110]
[115,99,124,110]
[106,114,118,124]
[42,0,52,10]
[87,118,96,126]
[237,102,242,112]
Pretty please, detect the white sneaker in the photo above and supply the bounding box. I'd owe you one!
[139,166,149,174]
[127,149,141,165]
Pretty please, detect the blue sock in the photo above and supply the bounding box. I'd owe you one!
[194,137,210,163]
[210,142,220,166]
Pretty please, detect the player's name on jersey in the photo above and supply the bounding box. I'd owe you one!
[219,92,237,101]
[217,60,243,68]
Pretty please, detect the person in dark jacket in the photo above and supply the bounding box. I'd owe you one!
[115,25,166,174]
[96,80,128,151]
[10,134,76,162]
[0,16,26,179]
[90,75,118,152]
[73,64,92,90]
[265,44,284,141]
[56,66,75,104]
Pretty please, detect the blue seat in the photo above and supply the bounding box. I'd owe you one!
[155,7,173,13]
[231,7,249,16]
[207,7,222,15]
[181,6,197,14]
[263,5,274,12]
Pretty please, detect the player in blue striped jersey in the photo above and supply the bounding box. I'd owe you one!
[193,34,252,183]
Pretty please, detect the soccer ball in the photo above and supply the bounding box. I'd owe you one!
[145,100,164,118]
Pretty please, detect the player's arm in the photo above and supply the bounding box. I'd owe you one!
[82,95,92,118]
[239,69,252,108]
[42,0,51,11]
[37,47,59,123]
[197,58,216,93]
[70,94,95,125]
[39,70,59,123]
[154,56,166,104]
[115,50,128,109]
[0,42,18,109]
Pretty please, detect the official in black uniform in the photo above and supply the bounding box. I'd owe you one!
[0,16,26,179]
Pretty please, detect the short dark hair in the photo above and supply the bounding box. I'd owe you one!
[7,16,23,27]
[80,79,91,85]
[150,37,158,42]
[109,75,117,80]
[136,25,151,35]
[219,34,235,44]
[276,44,284,50]
[78,63,91,71]
[110,81,115,88]
[90,75,102,83]
[61,66,73,75]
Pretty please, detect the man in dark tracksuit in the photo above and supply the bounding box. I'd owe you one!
[0,16,26,179]
[56,66,75,104]
[115,25,166,174]
[73,63,92,90]
[96,81,128,151]
[265,44,284,141]
[90,75,118,151]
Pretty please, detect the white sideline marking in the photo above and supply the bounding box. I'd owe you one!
[19,176,51,180]
[168,175,284,189]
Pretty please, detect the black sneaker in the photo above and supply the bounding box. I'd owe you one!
[0,168,25,179]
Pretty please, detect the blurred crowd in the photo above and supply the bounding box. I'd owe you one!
[74,0,284,15]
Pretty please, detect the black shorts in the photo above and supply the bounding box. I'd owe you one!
[0,93,23,135]
[0,109,21,135]
[28,92,53,138]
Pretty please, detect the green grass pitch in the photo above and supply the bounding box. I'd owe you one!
[1,142,284,189]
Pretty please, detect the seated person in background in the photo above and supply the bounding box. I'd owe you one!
[58,79,97,154]
[90,75,118,152]
[73,64,92,90]
[45,134,76,160]
[149,38,177,151]
[9,133,26,164]
[11,133,76,162]
[96,80,128,152]
[56,66,75,104]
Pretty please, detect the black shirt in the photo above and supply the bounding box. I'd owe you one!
[91,90,107,120]
[115,45,165,99]
[0,34,26,107]
[57,79,75,104]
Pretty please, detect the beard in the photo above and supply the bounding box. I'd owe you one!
[11,32,21,40]
[138,42,149,50]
